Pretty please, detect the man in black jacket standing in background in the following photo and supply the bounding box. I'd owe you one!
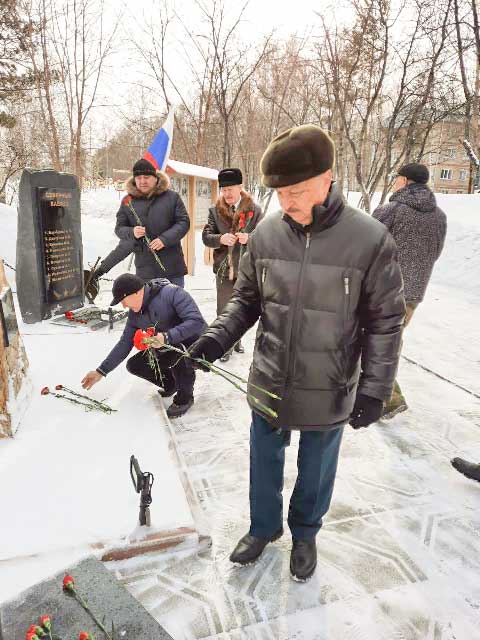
[189,125,405,582]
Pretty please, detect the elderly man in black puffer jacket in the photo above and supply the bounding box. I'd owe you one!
[373,163,447,418]
[189,125,405,582]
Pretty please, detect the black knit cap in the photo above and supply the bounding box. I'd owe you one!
[218,168,243,188]
[132,158,158,178]
[398,163,429,184]
[110,273,144,306]
[261,124,335,188]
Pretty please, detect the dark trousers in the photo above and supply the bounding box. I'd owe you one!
[249,411,344,540]
[385,301,418,410]
[126,344,195,403]
[216,275,235,315]
[216,275,242,352]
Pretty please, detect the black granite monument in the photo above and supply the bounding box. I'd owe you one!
[16,169,84,323]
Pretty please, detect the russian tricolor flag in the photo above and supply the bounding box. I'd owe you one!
[144,109,174,172]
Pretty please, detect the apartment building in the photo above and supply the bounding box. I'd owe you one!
[423,119,475,194]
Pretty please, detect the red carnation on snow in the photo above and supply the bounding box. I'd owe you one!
[133,328,155,351]
[55,384,63,390]
[64,311,74,319]
[63,574,75,591]
[41,387,49,396]
[39,615,51,630]
[79,632,93,640]
[25,632,39,640]
[28,626,45,638]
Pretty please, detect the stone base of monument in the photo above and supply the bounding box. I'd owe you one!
[0,259,31,438]
[0,556,174,639]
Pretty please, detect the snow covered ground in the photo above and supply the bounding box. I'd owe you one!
[0,189,195,602]
[1,187,480,638]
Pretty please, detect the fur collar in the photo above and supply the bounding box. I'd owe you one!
[125,171,170,198]
[216,190,255,231]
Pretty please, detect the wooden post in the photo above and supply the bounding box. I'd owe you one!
[183,175,195,275]
[204,179,218,266]
[0,260,30,438]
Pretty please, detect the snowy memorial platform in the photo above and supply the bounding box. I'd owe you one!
[0,190,204,603]
[0,556,173,639]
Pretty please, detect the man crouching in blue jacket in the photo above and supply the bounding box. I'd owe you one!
[81,273,207,418]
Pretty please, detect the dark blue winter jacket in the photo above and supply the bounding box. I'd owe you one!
[115,173,189,280]
[98,279,207,375]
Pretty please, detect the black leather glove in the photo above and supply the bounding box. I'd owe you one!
[349,393,383,429]
[93,265,106,279]
[188,336,225,372]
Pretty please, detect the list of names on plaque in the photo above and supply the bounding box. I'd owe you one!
[43,228,76,283]
[38,187,82,302]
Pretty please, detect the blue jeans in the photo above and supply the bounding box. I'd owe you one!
[168,276,185,288]
[249,412,344,540]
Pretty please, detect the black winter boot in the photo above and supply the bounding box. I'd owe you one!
[290,538,317,582]
[229,528,283,565]
[167,394,194,419]
[233,341,245,354]
[451,457,480,482]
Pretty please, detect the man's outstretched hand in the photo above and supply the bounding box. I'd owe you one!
[349,393,383,429]
[188,336,225,372]
[81,370,103,390]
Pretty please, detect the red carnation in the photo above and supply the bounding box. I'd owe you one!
[123,195,132,205]
[39,615,51,630]
[248,211,254,218]
[55,384,63,390]
[25,633,38,640]
[133,329,148,351]
[41,387,49,396]
[133,328,155,351]
[64,311,74,319]
[63,574,75,591]
[29,626,45,638]
[79,632,92,640]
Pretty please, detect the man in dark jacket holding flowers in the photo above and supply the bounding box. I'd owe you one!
[93,158,190,287]
[189,125,405,581]
[81,273,207,418]
[202,168,263,361]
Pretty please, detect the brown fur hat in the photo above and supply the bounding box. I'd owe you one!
[260,124,335,188]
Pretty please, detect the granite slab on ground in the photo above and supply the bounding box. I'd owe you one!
[0,556,173,639]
